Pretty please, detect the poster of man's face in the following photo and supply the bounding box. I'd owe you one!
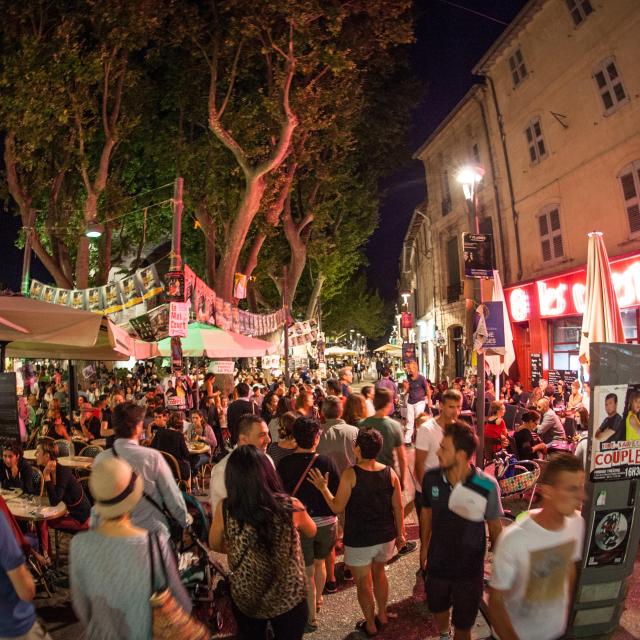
[87,287,102,311]
[55,289,70,306]
[71,290,86,309]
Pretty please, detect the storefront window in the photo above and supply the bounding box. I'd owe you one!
[551,317,581,371]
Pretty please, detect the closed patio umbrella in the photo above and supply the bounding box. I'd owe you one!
[579,232,625,365]
[157,322,276,358]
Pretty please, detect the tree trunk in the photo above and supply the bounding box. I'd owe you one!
[97,224,113,285]
[282,197,313,309]
[306,272,325,320]
[195,201,216,287]
[75,238,90,289]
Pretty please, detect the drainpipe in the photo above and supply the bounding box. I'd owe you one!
[475,91,509,284]
[484,74,523,282]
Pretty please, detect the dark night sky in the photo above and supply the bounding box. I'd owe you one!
[1,1,529,296]
[366,0,529,302]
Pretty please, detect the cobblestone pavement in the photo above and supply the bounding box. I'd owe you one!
[36,376,640,639]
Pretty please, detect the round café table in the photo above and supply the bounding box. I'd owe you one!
[23,450,94,471]
[7,495,67,522]
[0,487,23,501]
[187,442,211,455]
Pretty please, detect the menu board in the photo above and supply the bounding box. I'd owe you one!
[530,353,543,388]
[0,373,19,441]
[548,369,579,387]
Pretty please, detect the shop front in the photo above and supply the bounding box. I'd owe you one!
[505,252,640,388]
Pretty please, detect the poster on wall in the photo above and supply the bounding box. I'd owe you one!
[463,233,494,278]
[480,301,505,350]
[530,353,543,388]
[586,508,634,568]
[590,383,640,481]
[402,342,416,365]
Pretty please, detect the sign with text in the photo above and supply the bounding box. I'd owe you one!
[481,301,505,350]
[168,302,189,338]
[210,360,235,375]
[463,233,494,279]
[530,353,543,388]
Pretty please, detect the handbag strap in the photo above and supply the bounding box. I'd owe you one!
[292,454,318,497]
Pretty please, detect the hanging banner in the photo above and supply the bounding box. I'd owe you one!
[129,304,170,341]
[481,301,505,351]
[170,336,183,373]
[210,360,235,375]
[102,283,123,314]
[402,342,417,364]
[401,312,414,329]
[137,264,163,301]
[87,287,103,312]
[54,289,71,306]
[70,289,87,310]
[169,302,189,338]
[119,274,143,308]
[589,384,640,481]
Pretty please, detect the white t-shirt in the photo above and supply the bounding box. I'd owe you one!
[490,510,585,640]
[415,417,444,476]
[365,398,375,417]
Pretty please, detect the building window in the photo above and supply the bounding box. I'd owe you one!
[566,0,593,27]
[442,169,452,216]
[538,206,563,262]
[525,118,547,164]
[593,58,627,114]
[618,160,640,235]
[445,236,461,303]
[508,48,528,86]
[551,318,581,371]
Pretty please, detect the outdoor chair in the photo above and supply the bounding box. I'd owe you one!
[30,465,44,497]
[71,439,87,455]
[79,444,104,458]
[54,439,71,457]
[160,451,190,492]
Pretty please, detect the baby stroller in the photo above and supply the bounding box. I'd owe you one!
[486,450,541,511]
[174,492,233,634]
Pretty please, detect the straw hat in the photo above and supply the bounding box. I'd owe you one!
[89,457,143,519]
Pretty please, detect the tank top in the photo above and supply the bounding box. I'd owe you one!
[224,499,306,619]
[626,412,640,441]
[344,466,396,547]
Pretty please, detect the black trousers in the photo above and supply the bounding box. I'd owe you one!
[232,599,308,640]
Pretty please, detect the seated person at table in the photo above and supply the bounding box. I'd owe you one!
[36,439,90,549]
[514,411,547,460]
[145,407,169,443]
[79,404,101,441]
[150,412,191,485]
[188,410,217,473]
[43,410,72,442]
[484,401,510,458]
[2,442,35,494]
[536,398,566,444]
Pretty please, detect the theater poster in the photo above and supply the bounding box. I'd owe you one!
[586,508,634,568]
[590,383,640,481]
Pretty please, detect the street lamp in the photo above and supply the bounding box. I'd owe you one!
[85,219,104,238]
[400,289,411,308]
[457,164,486,467]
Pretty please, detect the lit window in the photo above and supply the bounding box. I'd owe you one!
[508,48,528,86]
[525,118,547,164]
[593,58,627,114]
[538,207,563,262]
[618,161,640,235]
[566,0,593,27]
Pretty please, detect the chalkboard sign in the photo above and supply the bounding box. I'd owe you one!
[530,353,543,388]
[548,369,579,387]
[0,373,19,441]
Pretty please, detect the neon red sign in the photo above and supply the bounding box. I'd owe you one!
[506,253,640,320]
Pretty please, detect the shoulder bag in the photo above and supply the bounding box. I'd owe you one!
[148,532,209,639]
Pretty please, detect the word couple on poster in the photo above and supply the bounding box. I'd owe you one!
[590,383,640,481]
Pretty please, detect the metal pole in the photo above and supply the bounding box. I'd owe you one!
[170,177,184,272]
[283,266,290,387]
[467,185,485,467]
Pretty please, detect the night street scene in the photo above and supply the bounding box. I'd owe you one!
[2,1,640,639]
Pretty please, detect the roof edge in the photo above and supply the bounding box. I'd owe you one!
[472,0,546,76]
[412,84,484,160]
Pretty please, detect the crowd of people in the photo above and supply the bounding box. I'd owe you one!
[1,359,591,640]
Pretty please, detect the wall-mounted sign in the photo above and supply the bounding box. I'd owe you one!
[530,353,543,387]
[210,360,235,375]
[168,302,189,338]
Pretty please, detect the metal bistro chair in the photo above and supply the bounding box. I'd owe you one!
[72,439,87,456]
[79,445,104,458]
[160,451,190,492]
[54,439,71,457]
[29,465,44,497]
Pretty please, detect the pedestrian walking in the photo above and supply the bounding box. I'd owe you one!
[403,361,429,445]
[209,446,316,640]
[420,421,503,640]
[309,429,406,637]
[488,453,585,640]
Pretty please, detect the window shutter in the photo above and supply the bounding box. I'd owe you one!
[550,209,561,231]
[628,205,640,235]
[620,173,636,201]
[553,235,564,258]
[541,239,552,262]
[539,215,549,236]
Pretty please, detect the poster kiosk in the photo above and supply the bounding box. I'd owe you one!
[567,343,640,638]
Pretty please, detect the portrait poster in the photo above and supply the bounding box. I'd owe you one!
[463,232,494,278]
[138,264,163,301]
[148,304,169,340]
[402,342,416,365]
[586,508,634,568]
[183,264,196,303]
[86,287,103,312]
[164,271,184,303]
[102,283,123,314]
[54,289,70,307]
[29,280,44,300]
[41,285,56,305]
[70,290,86,310]
[193,279,207,322]
[119,274,142,308]
[590,384,640,481]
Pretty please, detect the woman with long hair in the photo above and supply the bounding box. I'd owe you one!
[267,412,298,467]
[209,446,316,640]
[342,393,368,427]
[262,391,280,426]
[625,391,640,441]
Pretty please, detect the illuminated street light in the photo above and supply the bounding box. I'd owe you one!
[400,289,411,306]
[85,219,104,238]
[457,165,485,201]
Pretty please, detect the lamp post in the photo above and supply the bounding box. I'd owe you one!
[457,165,486,467]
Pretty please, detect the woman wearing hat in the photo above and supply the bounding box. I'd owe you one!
[70,457,191,639]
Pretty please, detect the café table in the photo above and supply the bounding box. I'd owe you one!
[0,487,23,501]
[187,442,211,455]
[23,450,94,470]
[8,495,67,522]
[91,438,107,448]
